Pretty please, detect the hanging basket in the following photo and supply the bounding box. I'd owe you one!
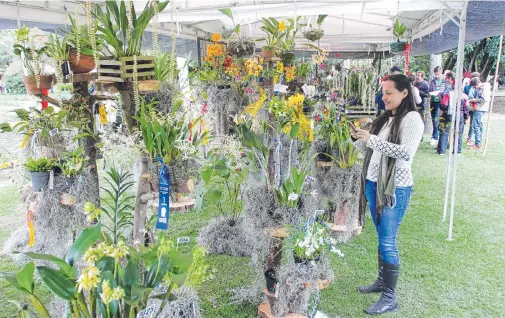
[228,40,256,58]
[303,29,324,42]
[69,48,96,74]
[390,41,407,53]
[280,52,296,66]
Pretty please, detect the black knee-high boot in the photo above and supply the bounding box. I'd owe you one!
[358,253,383,293]
[364,263,400,315]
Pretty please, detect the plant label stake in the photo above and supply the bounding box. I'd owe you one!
[49,170,54,190]
[155,158,170,230]
[137,305,155,318]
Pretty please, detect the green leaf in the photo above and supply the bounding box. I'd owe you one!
[65,223,101,266]
[124,259,139,289]
[0,122,12,132]
[206,188,222,203]
[219,8,233,20]
[30,295,51,318]
[96,257,116,273]
[0,272,27,293]
[234,24,241,34]
[146,255,170,287]
[169,250,193,274]
[37,266,75,300]
[290,122,300,139]
[168,272,188,287]
[16,263,35,294]
[12,108,30,121]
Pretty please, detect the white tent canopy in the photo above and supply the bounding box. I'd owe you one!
[151,0,468,52]
[0,0,469,53]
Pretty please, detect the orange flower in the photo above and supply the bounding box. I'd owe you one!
[279,20,286,32]
[206,43,223,58]
[211,33,222,42]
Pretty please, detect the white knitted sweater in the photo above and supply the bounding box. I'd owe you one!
[354,111,424,187]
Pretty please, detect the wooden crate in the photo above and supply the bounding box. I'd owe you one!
[120,56,155,80]
[97,59,123,82]
[97,56,155,83]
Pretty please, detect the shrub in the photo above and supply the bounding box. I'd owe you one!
[4,60,26,95]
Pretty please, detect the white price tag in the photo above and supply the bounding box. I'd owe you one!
[177,237,190,244]
[137,305,155,318]
[305,176,316,183]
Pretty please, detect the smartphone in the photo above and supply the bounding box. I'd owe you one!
[347,121,358,133]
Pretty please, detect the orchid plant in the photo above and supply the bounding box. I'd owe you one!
[289,217,342,261]
[0,223,208,318]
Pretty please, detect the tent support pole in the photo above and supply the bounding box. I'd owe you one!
[482,34,503,157]
[446,0,468,241]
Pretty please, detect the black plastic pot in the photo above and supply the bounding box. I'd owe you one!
[61,61,70,76]
[64,176,76,188]
[30,171,50,192]
[264,269,277,293]
[294,254,321,266]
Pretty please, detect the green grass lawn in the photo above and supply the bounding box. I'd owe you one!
[1,117,504,317]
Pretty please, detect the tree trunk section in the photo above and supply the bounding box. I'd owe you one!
[74,81,100,205]
[118,82,135,134]
[133,157,152,247]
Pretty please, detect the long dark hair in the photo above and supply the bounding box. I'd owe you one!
[372,74,418,137]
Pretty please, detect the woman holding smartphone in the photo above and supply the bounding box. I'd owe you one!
[351,74,424,315]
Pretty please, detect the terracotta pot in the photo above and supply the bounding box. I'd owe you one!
[69,48,96,74]
[23,75,53,94]
[262,49,275,58]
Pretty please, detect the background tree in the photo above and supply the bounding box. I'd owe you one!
[443,36,505,81]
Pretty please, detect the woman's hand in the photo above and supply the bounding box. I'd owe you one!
[353,128,371,142]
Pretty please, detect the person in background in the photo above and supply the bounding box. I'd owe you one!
[437,72,455,155]
[375,74,390,116]
[390,66,402,75]
[437,73,470,154]
[352,74,424,315]
[465,72,481,144]
[429,66,445,146]
[416,71,429,116]
[409,74,423,107]
[467,77,490,150]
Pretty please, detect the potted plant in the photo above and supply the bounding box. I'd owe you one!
[219,8,255,58]
[64,15,100,74]
[13,25,52,94]
[289,217,339,265]
[296,61,311,83]
[259,17,281,58]
[57,147,88,187]
[314,104,358,168]
[45,34,70,82]
[390,18,407,52]
[24,157,56,191]
[303,15,328,42]
[278,17,304,66]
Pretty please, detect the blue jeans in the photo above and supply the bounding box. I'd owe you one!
[467,111,474,141]
[431,101,440,140]
[437,113,465,154]
[365,180,413,265]
[470,111,486,146]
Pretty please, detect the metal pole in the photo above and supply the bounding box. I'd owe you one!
[17,0,21,28]
[482,34,503,157]
[442,91,456,222]
[448,0,468,241]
